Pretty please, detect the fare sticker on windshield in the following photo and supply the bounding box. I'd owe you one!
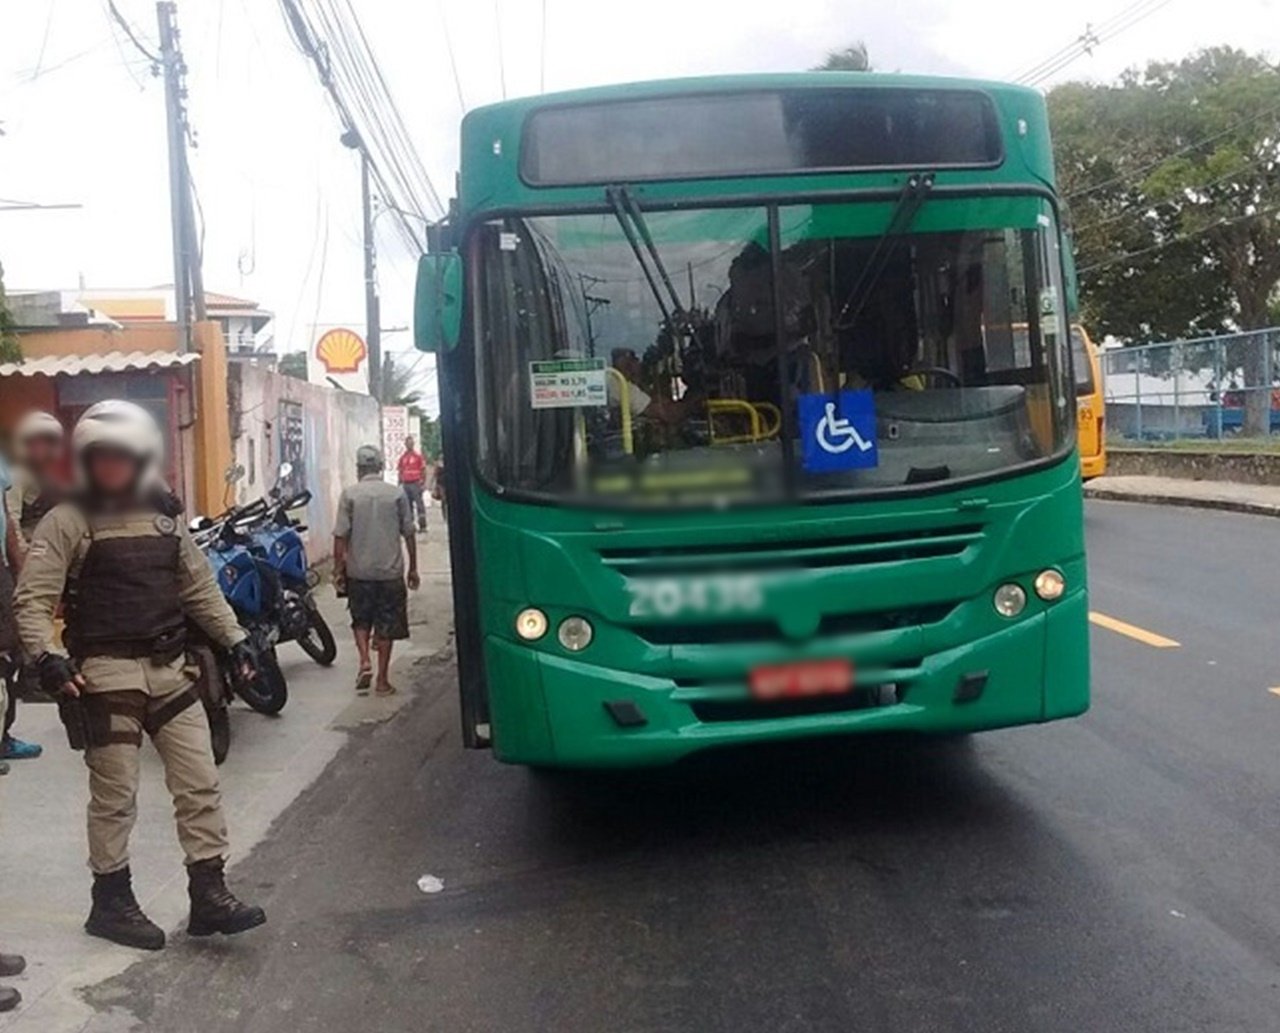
[530,358,608,409]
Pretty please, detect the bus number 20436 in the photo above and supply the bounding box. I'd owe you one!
[626,575,765,619]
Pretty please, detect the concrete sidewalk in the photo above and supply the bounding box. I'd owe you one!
[0,533,452,1033]
[1084,474,1280,517]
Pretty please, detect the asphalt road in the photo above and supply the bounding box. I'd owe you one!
[85,501,1280,1033]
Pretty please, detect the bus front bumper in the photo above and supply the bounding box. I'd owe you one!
[1080,452,1106,481]
[483,590,1090,768]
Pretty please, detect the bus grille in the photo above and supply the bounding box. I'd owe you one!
[631,603,956,646]
[598,525,984,576]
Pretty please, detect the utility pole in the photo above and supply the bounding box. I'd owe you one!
[345,133,381,399]
[156,1,204,351]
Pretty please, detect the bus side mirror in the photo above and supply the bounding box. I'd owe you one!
[415,252,463,352]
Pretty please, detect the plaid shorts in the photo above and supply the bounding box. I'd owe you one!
[347,578,409,641]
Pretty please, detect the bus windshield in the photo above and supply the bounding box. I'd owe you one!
[472,197,1072,505]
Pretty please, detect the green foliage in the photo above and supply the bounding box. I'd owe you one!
[414,412,442,459]
[377,352,422,406]
[278,351,309,380]
[814,42,871,72]
[0,261,23,364]
[1049,48,1280,348]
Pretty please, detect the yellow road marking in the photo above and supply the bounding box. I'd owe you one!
[1088,611,1181,648]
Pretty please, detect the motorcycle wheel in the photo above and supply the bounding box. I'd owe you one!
[238,647,289,715]
[297,606,338,666]
[208,705,231,765]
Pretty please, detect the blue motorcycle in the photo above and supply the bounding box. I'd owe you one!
[249,471,337,667]
[192,500,290,720]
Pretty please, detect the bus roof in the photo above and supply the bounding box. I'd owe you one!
[455,72,1056,220]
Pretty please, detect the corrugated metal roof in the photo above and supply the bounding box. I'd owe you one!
[0,351,201,378]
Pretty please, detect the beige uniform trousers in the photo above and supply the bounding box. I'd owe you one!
[81,654,228,875]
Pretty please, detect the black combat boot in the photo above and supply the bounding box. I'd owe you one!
[186,858,266,937]
[85,868,166,950]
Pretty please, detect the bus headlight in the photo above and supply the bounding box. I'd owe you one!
[557,616,594,652]
[993,583,1027,618]
[1034,569,1066,601]
[515,607,548,640]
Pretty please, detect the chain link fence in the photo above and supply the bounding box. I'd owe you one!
[1101,327,1280,442]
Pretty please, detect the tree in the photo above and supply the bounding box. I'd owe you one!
[414,412,442,459]
[278,351,308,380]
[377,352,422,407]
[1049,48,1280,432]
[814,42,871,72]
[0,261,22,364]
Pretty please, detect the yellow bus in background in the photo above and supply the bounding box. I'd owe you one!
[1073,325,1106,480]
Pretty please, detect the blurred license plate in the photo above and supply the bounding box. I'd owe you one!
[749,658,853,700]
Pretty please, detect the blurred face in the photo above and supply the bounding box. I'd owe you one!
[405,436,416,451]
[26,433,64,476]
[86,447,140,496]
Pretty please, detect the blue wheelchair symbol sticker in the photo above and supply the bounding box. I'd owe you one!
[799,390,878,473]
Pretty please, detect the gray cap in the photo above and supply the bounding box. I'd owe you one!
[356,444,384,469]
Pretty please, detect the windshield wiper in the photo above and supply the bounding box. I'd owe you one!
[606,185,688,330]
[834,172,935,332]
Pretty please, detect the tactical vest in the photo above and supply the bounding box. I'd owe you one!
[66,511,185,659]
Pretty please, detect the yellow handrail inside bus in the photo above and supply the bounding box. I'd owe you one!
[707,400,761,444]
[755,402,782,437]
[605,367,634,455]
[707,399,782,444]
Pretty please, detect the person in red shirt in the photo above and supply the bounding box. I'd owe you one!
[396,436,428,533]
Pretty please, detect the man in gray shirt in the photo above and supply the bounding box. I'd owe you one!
[333,445,419,695]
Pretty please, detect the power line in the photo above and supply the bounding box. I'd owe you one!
[1078,203,1280,274]
[437,0,466,112]
[494,0,507,99]
[106,0,160,64]
[1010,0,1164,84]
[32,0,58,81]
[277,0,443,253]
[1009,0,1176,86]
[539,0,547,93]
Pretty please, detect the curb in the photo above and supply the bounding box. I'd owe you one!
[1084,486,1280,519]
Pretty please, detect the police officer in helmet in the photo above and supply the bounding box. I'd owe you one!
[14,400,266,950]
[7,409,67,548]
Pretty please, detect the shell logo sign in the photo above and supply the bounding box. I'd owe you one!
[315,328,368,374]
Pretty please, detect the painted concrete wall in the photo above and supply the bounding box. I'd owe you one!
[228,363,381,561]
[15,322,180,357]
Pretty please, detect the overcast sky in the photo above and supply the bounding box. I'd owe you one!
[2,0,1278,413]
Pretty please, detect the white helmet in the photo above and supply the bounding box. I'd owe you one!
[72,400,165,491]
[13,410,64,462]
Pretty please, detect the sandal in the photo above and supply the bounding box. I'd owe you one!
[355,666,373,695]
[375,682,398,697]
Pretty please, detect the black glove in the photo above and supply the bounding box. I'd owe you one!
[37,652,81,697]
[228,640,259,684]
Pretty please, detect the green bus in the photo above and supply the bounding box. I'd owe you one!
[415,73,1089,767]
